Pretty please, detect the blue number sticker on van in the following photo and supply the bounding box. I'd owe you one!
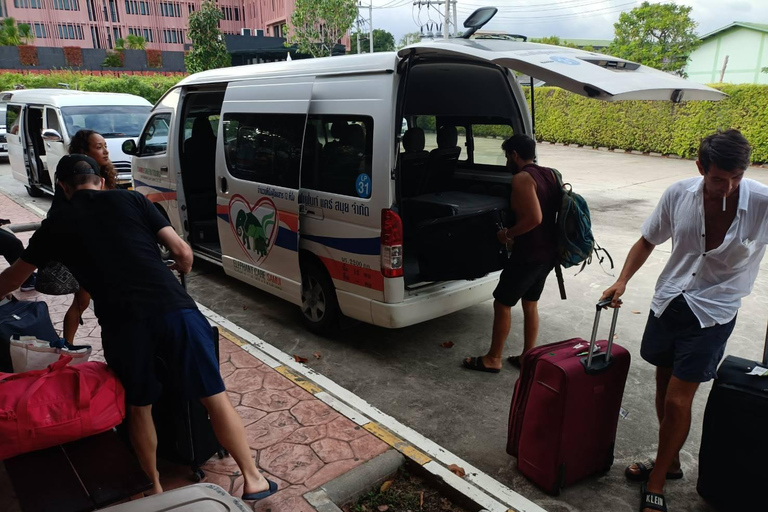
[550,56,580,65]
[355,173,371,199]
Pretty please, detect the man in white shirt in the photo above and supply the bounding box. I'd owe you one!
[601,130,761,512]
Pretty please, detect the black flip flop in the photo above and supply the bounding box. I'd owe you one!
[242,479,279,501]
[640,482,668,512]
[507,355,522,369]
[626,459,684,482]
[462,356,500,374]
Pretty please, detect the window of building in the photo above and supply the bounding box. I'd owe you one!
[91,26,100,48]
[139,0,145,14]
[33,23,46,38]
[302,115,374,198]
[223,113,305,188]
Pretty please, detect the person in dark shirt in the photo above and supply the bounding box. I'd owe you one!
[0,155,277,500]
[463,135,560,373]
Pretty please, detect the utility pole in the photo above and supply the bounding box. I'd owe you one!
[356,1,373,53]
[443,0,449,39]
[369,1,374,53]
[413,1,455,39]
[453,0,458,37]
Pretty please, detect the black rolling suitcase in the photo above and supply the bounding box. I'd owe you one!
[697,329,768,511]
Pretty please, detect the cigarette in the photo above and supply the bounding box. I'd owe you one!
[723,195,726,212]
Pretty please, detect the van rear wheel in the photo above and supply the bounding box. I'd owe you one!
[300,260,339,334]
[26,185,45,198]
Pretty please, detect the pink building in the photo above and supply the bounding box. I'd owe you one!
[1,0,310,52]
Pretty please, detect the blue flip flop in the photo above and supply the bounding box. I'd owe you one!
[242,479,279,501]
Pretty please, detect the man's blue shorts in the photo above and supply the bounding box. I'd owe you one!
[640,295,736,383]
[101,308,226,406]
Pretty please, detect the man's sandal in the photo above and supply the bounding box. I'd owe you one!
[640,482,667,512]
[625,458,684,482]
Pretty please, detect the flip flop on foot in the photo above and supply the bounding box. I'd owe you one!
[507,355,522,369]
[242,480,279,501]
[462,356,500,373]
[640,482,667,512]
[625,458,683,482]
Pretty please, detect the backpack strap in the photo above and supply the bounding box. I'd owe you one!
[554,264,566,300]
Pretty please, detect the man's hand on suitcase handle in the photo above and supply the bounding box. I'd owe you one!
[600,281,626,309]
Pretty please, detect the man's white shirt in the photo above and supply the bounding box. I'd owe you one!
[641,177,768,328]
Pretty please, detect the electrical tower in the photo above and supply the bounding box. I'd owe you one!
[412,0,458,39]
[355,1,374,53]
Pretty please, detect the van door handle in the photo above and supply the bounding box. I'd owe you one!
[220,176,228,194]
[160,166,168,174]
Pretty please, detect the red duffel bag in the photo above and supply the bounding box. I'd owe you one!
[0,355,125,460]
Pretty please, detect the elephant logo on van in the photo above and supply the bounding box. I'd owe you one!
[229,195,279,264]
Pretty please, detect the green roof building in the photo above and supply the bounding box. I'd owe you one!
[685,22,768,84]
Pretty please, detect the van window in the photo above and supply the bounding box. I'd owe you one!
[415,116,467,161]
[302,115,373,198]
[46,108,62,135]
[222,113,304,189]
[470,124,514,166]
[6,104,21,135]
[138,113,171,156]
[61,105,150,138]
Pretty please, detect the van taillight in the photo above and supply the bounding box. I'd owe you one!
[381,209,403,278]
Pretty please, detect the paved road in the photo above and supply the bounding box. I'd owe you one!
[4,147,767,512]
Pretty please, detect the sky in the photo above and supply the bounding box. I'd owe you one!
[365,0,768,43]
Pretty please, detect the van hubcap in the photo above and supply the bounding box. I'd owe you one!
[302,276,326,322]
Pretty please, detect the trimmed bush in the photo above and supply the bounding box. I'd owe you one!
[526,84,768,164]
[63,47,83,67]
[102,50,124,68]
[146,49,163,69]
[18,45,38,66]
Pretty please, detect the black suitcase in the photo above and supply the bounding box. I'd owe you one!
[415,209,508,282]
[404,191,510,224]
[697,335,768,511]
[0,296,60,373]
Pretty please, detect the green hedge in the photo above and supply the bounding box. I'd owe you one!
[0,71,183,105]
[527,84,768,164]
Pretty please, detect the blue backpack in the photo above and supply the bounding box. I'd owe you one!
[550,168,612,298]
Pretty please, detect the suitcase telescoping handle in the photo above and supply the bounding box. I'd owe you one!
[585,298,620,371]
[763,323,768,367]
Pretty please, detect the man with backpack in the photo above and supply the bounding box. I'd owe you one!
[600,130,759,512]
[463,134,561,372]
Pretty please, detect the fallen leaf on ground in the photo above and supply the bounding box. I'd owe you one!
[242,306,248,310]
[613,334,618,339]
[440,341,455,348]
[293,354,308,363]
[378,506,389,512]
[420,491,424,509]
[313,352,322,359]
[632,310,641,314]
[447,464,466,478]
[380,480,393,492]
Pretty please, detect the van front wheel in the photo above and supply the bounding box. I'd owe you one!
[26,185,45,198]
[300,261,339,334]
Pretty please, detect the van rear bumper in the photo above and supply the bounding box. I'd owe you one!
[338,273,500,329]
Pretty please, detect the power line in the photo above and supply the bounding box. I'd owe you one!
[456,1,636,20]
[455,0,633,14]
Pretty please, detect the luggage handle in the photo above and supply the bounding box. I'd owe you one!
[583,298,620,373]
[764,323,768,367]
[15,356,92,451]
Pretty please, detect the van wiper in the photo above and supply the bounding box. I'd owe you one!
[99,132,126,138]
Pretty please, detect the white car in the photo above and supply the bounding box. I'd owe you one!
[0,103,8,158]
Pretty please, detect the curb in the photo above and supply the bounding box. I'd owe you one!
[304,449,404,512]
[198,304,547,512]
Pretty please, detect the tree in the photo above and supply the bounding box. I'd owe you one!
[287,0,357,58]
[115,38,125,50]
[0,18,21,46]
[18,23,34,45]
[530,35,578,49]
[397,32,421,49]
[350,28,395,54]
[125,34,146,50]
[185,0,231,73]
[608,1,701,77]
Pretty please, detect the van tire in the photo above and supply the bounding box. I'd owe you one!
[300,259,340,334]
[26,185,45,198]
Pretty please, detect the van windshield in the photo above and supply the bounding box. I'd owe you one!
[61,105,151,138]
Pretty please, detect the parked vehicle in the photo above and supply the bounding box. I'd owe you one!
[126,9,724,332]
[2,89,151,197]
[0,102,8,159]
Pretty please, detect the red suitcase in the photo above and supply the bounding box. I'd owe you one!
[507,299,630,495]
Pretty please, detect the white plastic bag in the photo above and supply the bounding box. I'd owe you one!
[10,336,92,373]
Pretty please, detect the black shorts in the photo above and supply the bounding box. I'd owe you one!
[101,308,225,406]
[493,262,553,307]
[640,295,736,383]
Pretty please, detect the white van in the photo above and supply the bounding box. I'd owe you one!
[3,89,151,197]
[127,11,723,332]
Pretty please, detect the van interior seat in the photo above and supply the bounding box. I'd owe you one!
[183,116,217,223]
[425,125,461,192]
[399,127,429,197]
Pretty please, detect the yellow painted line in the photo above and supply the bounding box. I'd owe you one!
[274,365,324,395]
[220,329,246,347]
[363,423,432,466]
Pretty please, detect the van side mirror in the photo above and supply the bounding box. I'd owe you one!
[122,139,138,155]
[41,129,63,142]
[462,7,498,39]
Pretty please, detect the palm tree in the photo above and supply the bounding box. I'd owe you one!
[115,37,125,50]
[18,23,34,45]
[125,34,146,50]
[0,18,21,46]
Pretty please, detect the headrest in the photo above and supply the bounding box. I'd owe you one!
[331,121,348,139]
[192,116,215,139]
[402,128,425,153]
[437,125,458,149]
[342,124,365,150]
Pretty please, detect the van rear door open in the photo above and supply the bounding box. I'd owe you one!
[399,39,726,102]
[217,77,312,306]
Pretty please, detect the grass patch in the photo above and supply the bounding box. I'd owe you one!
[344,469,470,512]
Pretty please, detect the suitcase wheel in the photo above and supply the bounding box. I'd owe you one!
[192,468,205,483]
[217,448,228,459]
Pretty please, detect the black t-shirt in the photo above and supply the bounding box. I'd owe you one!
[22,189,196,324]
